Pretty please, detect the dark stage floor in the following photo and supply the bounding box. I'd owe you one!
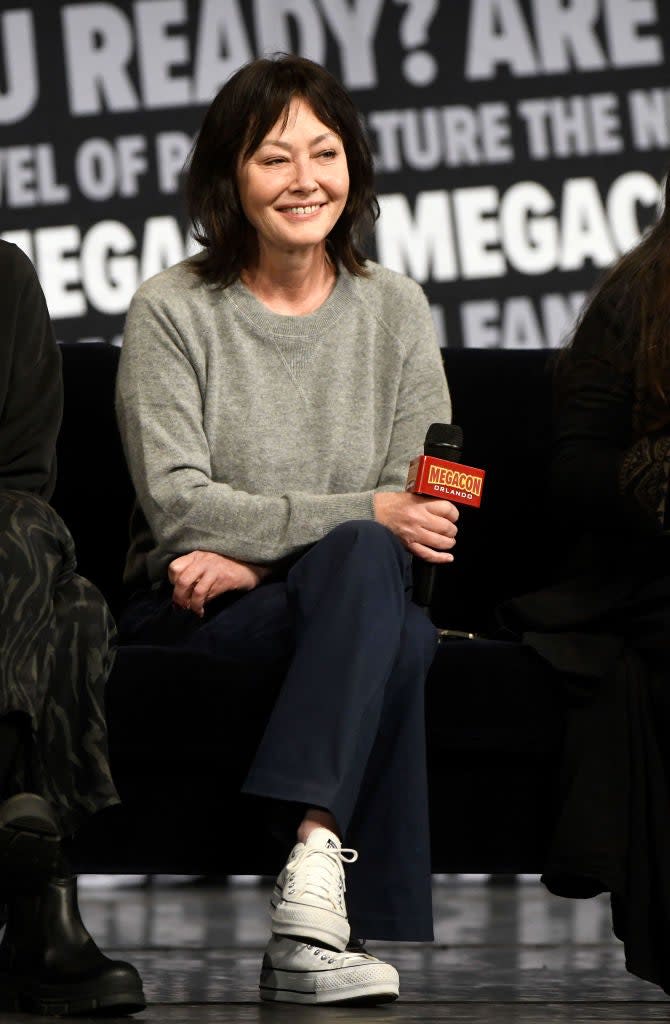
[4,875,668,1022]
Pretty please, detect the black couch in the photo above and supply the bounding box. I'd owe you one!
[52,344,565,876]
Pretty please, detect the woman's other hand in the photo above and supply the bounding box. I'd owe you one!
[168,550,270,616]
[373,492,459,563]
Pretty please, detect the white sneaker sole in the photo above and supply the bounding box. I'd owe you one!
[259,964,399,1005]
[271,891,350,951]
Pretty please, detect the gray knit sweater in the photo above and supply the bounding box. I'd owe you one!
[116,258,451,587]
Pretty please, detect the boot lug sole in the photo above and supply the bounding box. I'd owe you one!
[6,977,146,1017]
[0,971,146,1017]
[24,993,147,1017]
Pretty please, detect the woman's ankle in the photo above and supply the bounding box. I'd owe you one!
[297,808,340,845]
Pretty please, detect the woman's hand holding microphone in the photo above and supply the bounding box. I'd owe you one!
[373,491,459,562]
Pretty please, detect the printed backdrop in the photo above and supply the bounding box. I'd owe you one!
[2,0,670,348]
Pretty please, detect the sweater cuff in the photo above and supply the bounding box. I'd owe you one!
[287,490,376,545]
[318,491,376,533]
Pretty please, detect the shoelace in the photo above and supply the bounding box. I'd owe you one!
[286,845,358,905]
[304,942,373,965]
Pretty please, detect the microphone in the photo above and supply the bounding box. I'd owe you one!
[410,424,462,608]
[406,423,486,609]
[423,422,463,461]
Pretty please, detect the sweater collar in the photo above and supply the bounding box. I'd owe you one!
[225,266,356,339]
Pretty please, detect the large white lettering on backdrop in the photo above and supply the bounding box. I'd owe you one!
[1,0,661,119]
[377,173,661,281]
[465,0,663,78]
[3,218,198,318]
[1,1,669,350]
[0,0,389,123]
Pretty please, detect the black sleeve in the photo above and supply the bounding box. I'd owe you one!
[550,297,652,533]
[0,243,63,500]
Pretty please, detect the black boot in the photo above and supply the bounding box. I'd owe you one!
[0,874,146,1016]
[0,793,61,886]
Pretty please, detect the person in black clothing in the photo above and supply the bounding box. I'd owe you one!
[500,181,670,993]
[0,241,145,1016]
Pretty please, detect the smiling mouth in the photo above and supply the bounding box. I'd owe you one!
[279,204,324,215]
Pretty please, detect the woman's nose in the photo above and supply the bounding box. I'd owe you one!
[290,158,317,192]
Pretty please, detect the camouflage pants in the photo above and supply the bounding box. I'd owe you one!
[0,490,119,835]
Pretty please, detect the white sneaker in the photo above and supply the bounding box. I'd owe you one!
[259,935,399,1005]
[270,827,357,951]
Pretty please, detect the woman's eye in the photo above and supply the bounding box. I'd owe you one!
[265,156,287,165]
[319,150,337,159]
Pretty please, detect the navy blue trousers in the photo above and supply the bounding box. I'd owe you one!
[120,521,438,941]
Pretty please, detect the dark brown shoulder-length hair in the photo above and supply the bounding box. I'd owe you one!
[185,53,379,287]
[556,172,670,435]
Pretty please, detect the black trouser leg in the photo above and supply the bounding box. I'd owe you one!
[242,521,437,940]
[343,602,437,941]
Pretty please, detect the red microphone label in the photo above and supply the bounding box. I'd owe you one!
[406,455,486,508]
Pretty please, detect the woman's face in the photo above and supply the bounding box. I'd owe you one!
[236,99,350,261]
